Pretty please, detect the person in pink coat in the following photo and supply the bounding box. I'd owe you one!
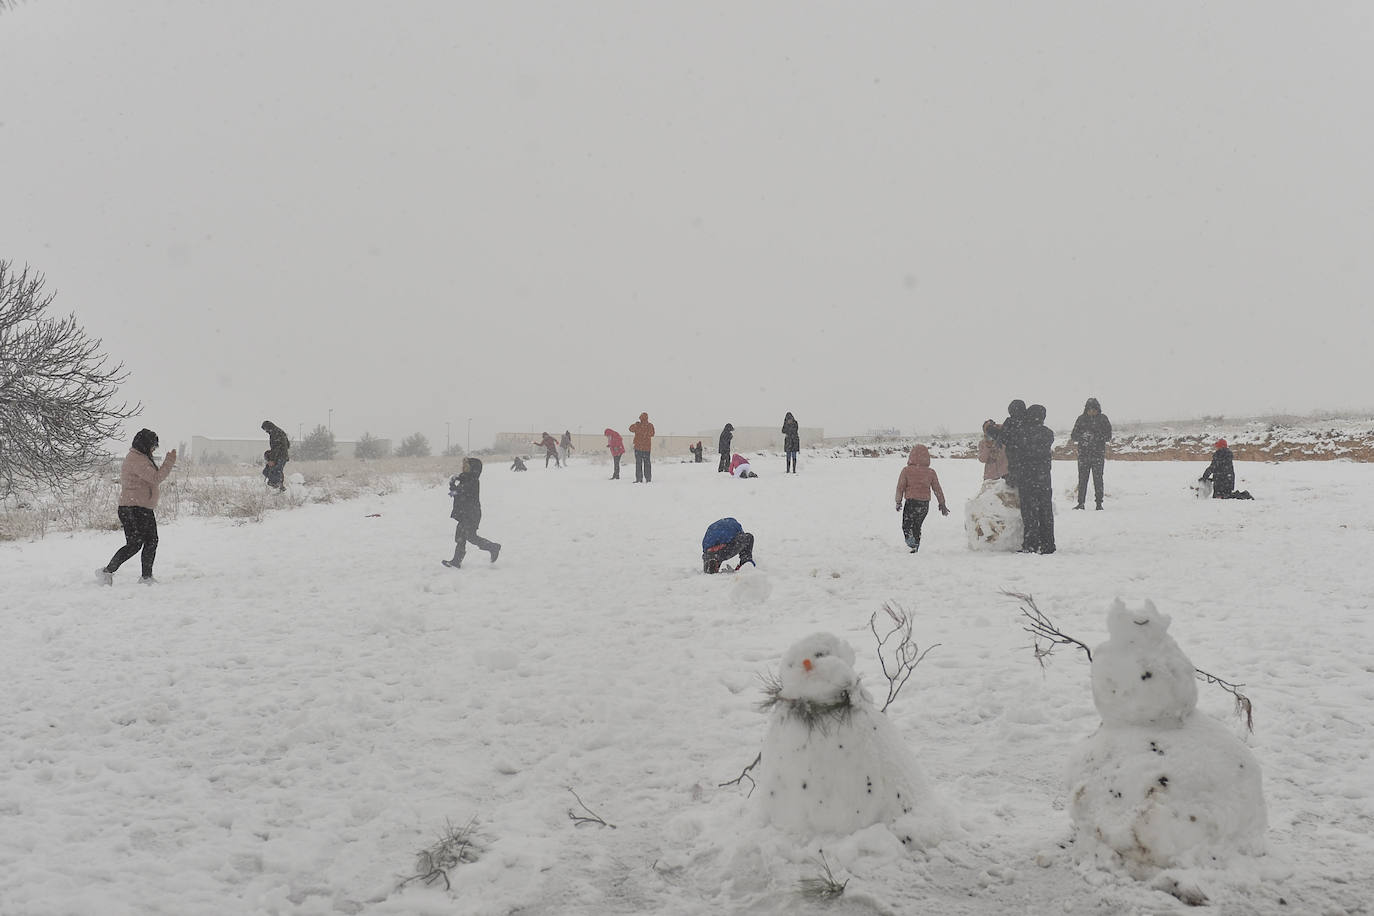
[96,428,177,584]
[729,453,758,478]
[978,420,1009,481]
[893,444,950,553]
[604,428,626,480]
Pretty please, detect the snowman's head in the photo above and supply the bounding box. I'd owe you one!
[1092,598,1198,727]
[778,633,859,703]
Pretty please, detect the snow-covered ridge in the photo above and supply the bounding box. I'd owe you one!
[824,416,1374,463]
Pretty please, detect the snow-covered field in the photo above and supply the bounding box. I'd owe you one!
[3,453,1372,916]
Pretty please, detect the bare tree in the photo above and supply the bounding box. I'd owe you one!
[0,262,140,496]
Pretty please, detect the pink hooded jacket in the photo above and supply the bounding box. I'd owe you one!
[894,445,946,507]
[978,436,1008,481]
[117,448,177,509]
[603,428,625,457]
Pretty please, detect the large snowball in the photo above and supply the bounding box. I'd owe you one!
[964,479,1023,551]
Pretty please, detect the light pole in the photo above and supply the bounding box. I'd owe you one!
[328,408,333,433]
[446,422,451,452]
[467,417,472,455]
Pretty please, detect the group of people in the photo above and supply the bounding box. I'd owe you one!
[95,400,1252,583]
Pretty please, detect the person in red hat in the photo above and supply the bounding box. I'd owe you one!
[1200,439,1235,498]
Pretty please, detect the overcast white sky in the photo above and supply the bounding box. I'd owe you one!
[3,1,1371,452]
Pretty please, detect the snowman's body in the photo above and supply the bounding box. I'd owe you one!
[1069,600,1266,869]
[964,478,1022,551]
[757,633,948,845]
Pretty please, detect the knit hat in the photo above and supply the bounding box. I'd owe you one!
[1215,439,1227,449]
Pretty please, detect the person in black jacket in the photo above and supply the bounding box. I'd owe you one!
[717,423,734,473]
[1201,439,1236,498]
[1017,404,1056,554]
[1070,397,1113,510]
[261,420,290,492]
[989,400,1028,489]
[782,412,800,473]
[443,457,501,568]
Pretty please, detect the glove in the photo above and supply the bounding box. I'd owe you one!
[939,505,950,516]
[895,502,903,512]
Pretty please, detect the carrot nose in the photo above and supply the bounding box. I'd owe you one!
[802,658,813,672]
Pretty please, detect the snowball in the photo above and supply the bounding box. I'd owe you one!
[728,566,771,606]
[964,479,1022,552]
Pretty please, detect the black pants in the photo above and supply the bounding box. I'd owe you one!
[1077,454,1104,506]
[703,532,754,573]
[453,522,498,564]
[107,506,158,578]
[718,452,730,472]
[1209,476,1235,499]
[1019,485,1056,553]
[611,453,621,478]
[635,449,652,482]
[901,498,930,548]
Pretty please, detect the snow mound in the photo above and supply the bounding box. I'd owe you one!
[964,479,1022,551]
[729,566,771,605]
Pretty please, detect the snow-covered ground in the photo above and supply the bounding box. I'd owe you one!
[2,452,1372,915]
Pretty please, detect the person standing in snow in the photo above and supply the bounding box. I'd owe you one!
[261,420,290,492]
[717,423,734,473]
[96,428,177,585]
[893,444,950,553]
[534,432,560,468]
[443,457,501,568]
[1017,404,1056,554]
[978,419,1009,481]
[691,441,704,462]
[1070,397,1113,510]
[629,412,655,482]
[701,517,755,573]
[729,453,758,478]
[782,412,800,473]
[560,430,574,466]
[603,428,625,479]
[989,400,1029,489]
[1201,439,1237,499]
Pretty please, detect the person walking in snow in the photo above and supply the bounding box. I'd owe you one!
[443,457,501,568]
[534,432,560,468]
[782,412,800,473]
[603,427,625,479]
[701,517,755,574]
[988,400,1029,489]
[96,428,177,585]
[1017,404,1057,554]
[261,419,290,491]
[729,453,758,478]
[978,419,1009,481]
[560,430,574,466]
[1070,397,1113,510]
[717,423,734,473]
[629,412,655,482]
[893,444,950,553]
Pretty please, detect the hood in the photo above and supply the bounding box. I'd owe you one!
[639,413,649,421]
[723,423,734,432]
[131,428,159,459]
[463,457,483,477]
[1008,399,1027,418]
[906,444,931,467]
[784,412,795,422]
[1026,404,1047,424]
[1084,397,1101,412]
[603,428,618,438]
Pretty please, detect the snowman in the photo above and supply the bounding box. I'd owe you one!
[1068,599,1266,871]
[756,633,951,847]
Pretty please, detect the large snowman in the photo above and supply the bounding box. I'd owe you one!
[1068,600,1267,870]
[756,633,951,847]
[964,478,1023,551]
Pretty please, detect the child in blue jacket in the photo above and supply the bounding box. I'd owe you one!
[702,517,755,574]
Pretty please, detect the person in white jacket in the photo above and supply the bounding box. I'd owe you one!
[96,428,177,584]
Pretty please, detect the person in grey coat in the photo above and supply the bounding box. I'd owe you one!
[1070,397,1112,509]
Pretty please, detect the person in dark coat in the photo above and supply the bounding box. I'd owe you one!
[701,517,755,574]
[690,441,704,462]
[261,420,290,491]
[1201,439,1236,499]
[782,412,800,473]
[717,423,734,472]
[511,455,528,471]
[443,457,501,568]
[1017,404,1056,554]
[1070,397,1113,510]
[989,400,1028,489]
